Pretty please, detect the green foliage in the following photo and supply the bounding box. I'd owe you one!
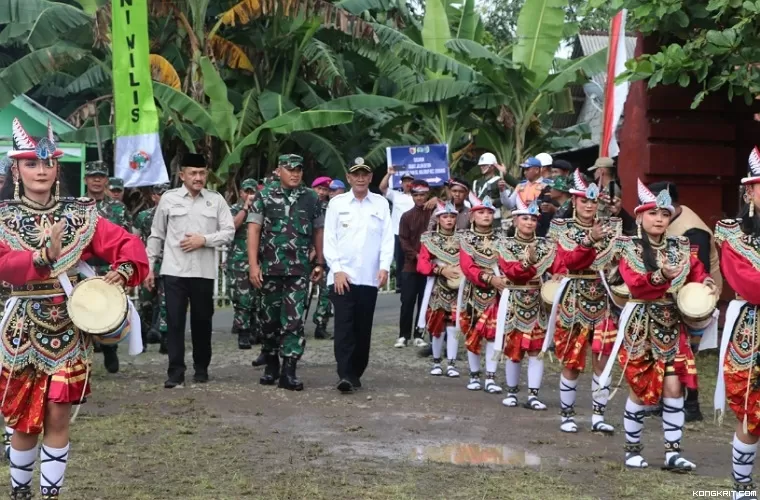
[616,0,760,108]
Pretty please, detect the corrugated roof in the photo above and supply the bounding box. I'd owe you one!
[577,33,637,88]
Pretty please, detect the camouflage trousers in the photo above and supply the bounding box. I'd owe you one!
[260,275,308,359]
[138,278,167,339]
[312,273,332,328]
[227,269,258,340]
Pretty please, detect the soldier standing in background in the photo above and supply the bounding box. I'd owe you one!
[247,154,325,391]
[311,176,333,339]
[328,179,346,198]
[0,156,9,191]
[109,177,125,202]
[134,183,170,353]
[227,178,259,350]
[84,162,132,373]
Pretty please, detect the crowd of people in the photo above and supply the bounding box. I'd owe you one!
[1,114,760,499]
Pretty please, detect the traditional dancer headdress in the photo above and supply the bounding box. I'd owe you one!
[568,169,599,200]
[434,201,457,217]
[741,146,760,185]
[512,196,540,217]
[7,118,63,162]
[634,178,675,215]
[470,195,496,213]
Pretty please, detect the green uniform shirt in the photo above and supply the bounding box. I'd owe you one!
[227,202,250,273]
[134,206,161,273]
[247,184,324,276]
[89,196,132,270]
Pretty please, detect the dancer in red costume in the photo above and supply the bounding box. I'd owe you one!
[0,118,148,499]
[544,170,621,434]
[417,202,461,377]
[495,197,565,410]
[458,196,503,394]
[600,179,714,471]
[714,147,760,499]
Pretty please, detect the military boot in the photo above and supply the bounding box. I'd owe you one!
[684,389,704,422]
[278,357,304,391]
[102,345,119,373]
[314,325,330,340]
[251,350,266,367]
[238,331,252,350]
[259,354,280,385]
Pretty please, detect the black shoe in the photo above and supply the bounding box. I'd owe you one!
[164,378,184,389]
[314,325,330,339]
[93,342,103,353]
[251,351,266,367]
[259,354,280,385]
[238,333,252,350]
[417,345,433,358]
[193,372,209,384]
[684,394,704,423]
[103,346,119,373]
[349,376,362,389]
[158,338,168,355]
[337,379,354,393]
[278,357,304,391]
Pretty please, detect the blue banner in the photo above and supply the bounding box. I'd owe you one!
[386,144,449,188]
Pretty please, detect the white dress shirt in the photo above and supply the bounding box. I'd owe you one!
[384,189,414,235]
[324,190,394,288]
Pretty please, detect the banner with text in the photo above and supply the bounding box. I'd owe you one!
[111,0,168,187]
[386,144,449,188]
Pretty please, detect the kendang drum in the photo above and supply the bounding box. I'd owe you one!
[541,280,561,308]
[445,265,463,290]
[676,282,717,330]
[67,277,131,345]
[610,283,630,309]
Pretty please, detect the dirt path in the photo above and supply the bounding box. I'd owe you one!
[60,313,738,499]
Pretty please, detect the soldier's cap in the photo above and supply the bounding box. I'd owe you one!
[181,152,206,168]
[589,156,615,171]
[549,176,571,193]
[241,178,257,191]
[520,157,542,169]
[448,176,470,191]
[151,183,170,194]
[410,179,430,194]
[278,154,303,170]
[0,157,11,176]
[400,171,415,180]
[329,179,345,190]
[311,176,331,188]
[348,157,372,173]
[108,177,124,190]
[84,160,108,177]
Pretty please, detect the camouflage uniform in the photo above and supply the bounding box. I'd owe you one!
[134,183,169,349]
[227,178,258,348]
[312,197,332,335]
[85,163,131,371]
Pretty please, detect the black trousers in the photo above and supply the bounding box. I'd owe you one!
[164,275,214,381]
[330,285,378,383]
[394,235,404,291]
[400,271,426,340]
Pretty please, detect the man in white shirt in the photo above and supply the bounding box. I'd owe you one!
[379,168,414,292]
[325,158,394,394]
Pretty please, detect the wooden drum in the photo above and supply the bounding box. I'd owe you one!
[541,281,561,308]
[67,277,131,345]
[676,282,717,330]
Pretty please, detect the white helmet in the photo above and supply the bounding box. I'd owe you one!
[478,152,497,166]
[535,152,553,167]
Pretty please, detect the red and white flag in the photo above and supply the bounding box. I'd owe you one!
[600,10,629,158]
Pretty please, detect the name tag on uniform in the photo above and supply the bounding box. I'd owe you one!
[338,212,351,228]
[371,212,383,220]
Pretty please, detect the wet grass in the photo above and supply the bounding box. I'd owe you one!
[48,324,737,499]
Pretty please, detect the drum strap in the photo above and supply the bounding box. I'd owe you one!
[57,261,143,357]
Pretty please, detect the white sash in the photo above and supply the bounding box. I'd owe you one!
[597,301,638,391]
[697,309,720,351]
[417,277,435,330]
[714,300,747,419]
[541,277,571,353]
[57,262,143,356]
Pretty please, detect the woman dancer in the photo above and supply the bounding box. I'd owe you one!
[0,118,148,499]
[458,196,503,394]
[544,170,620,434]
[417,202,461,377]
[603,179,714,471]
[496,198,565,410]
[714,147,760,499]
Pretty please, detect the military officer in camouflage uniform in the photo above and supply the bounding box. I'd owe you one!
[247,154,325,391]
[109,176,125,202]
[134,183,170,353]
[84,162,132,372]
[228,178,258,350]
[310,176,333,339]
